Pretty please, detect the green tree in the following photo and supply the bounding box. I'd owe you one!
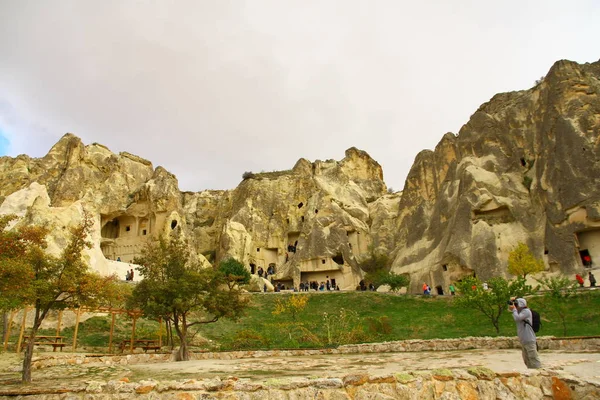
[129,235,248,361]
[0,214,121,383]
[381,271,410,292]
[455,276,535,334]
[365,269,410,292]
[536,276,578,336]
[218,257,251,290]
[507,242,545,278]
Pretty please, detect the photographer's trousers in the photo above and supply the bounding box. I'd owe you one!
[521,341,542,369]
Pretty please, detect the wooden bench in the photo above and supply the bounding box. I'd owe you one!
[21,336,66,352]
[141,345,161,353]
[119,339,161,353]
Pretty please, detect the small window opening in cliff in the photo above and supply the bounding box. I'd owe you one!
[298,202,303,208]
[544,249,549,255]
[322,259,326,264]
[436,286,444,295]
[257,248,260,252]
[250,263,256,274]
[442,265,448,271]
[332,254,344,265]
[171,220,178,229]
[520,158,526,167]
[301,216,304,222]
[286,218,290,224]
[142,229,147,235]
[125,226,131,232]
[315,209,318,214]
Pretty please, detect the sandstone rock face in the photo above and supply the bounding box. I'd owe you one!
[1,59,599,294]
[1,137,385,290]
[391,59,600,293]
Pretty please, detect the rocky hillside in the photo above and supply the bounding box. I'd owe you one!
[392,59,600,293]
[1,59,599,293]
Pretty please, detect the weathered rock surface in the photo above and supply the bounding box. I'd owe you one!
[391,59,600,292]
[1,59,599,292]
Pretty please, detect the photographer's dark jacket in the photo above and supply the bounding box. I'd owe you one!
[512,308,536,344]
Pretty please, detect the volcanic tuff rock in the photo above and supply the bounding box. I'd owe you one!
[1,59,599,292]
[392,59,600,293]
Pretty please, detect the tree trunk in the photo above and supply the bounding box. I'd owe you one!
[22,305,49,383]
[173,318,189,361]
[22,335,36,383]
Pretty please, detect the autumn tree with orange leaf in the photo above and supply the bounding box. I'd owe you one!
[0,213,122,383]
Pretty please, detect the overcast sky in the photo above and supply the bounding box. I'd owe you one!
[1,1,598,192]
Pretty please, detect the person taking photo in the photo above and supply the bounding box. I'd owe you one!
[509,297,542,369]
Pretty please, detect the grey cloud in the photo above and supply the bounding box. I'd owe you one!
[0,0,599,191]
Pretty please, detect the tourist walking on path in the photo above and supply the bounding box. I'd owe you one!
[449,284,455,295]
[589,272,596,287]
[510,298,542,369]
[576,273,584,287]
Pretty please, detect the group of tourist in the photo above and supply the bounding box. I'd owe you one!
[257,265,275,279]
[358,281,376,291]
[125,268,134,281]
[575,271,596,287]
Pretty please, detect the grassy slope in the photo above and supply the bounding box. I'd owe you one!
[15,290,600,351]
[197,290,600,350]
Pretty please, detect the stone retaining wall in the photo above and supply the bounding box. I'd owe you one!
[27,335,600,369]
[1,368,599,399]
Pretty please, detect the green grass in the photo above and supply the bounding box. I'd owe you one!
[195,291,600,350]
[4,291,599,352]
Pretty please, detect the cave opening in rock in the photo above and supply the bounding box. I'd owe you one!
[101,218,120,239]
[332,254,344,265]
[171,220,178,229]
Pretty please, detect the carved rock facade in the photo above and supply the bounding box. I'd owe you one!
[392,59,600,293]
[1,59,599,292]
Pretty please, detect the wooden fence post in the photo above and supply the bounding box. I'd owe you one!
[3,310,17,351]
[108,312,116,353]
[72,307,82,351]
[55,310,63,336]
[16,307,29,354]
[129,314,137,353]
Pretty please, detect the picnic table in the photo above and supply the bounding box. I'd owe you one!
[21,335,66,352]
[119,339,161,353]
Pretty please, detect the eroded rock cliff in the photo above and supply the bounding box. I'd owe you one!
[391,59,600,293]
[1,59,599,293]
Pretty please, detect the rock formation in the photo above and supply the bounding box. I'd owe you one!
[391,59,600,293]
[1,59,599,293]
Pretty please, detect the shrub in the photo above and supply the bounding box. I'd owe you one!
[242,171,255,180]
[227,329,270,350]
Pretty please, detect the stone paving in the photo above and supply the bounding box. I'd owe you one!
[1,347,599,388]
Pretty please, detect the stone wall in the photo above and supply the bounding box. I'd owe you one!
[1,369,599,399]
[23,336,600,368]
[5,337,600,399]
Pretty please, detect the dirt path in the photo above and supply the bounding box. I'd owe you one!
[2,348,598,389]
[128,349,600,383]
